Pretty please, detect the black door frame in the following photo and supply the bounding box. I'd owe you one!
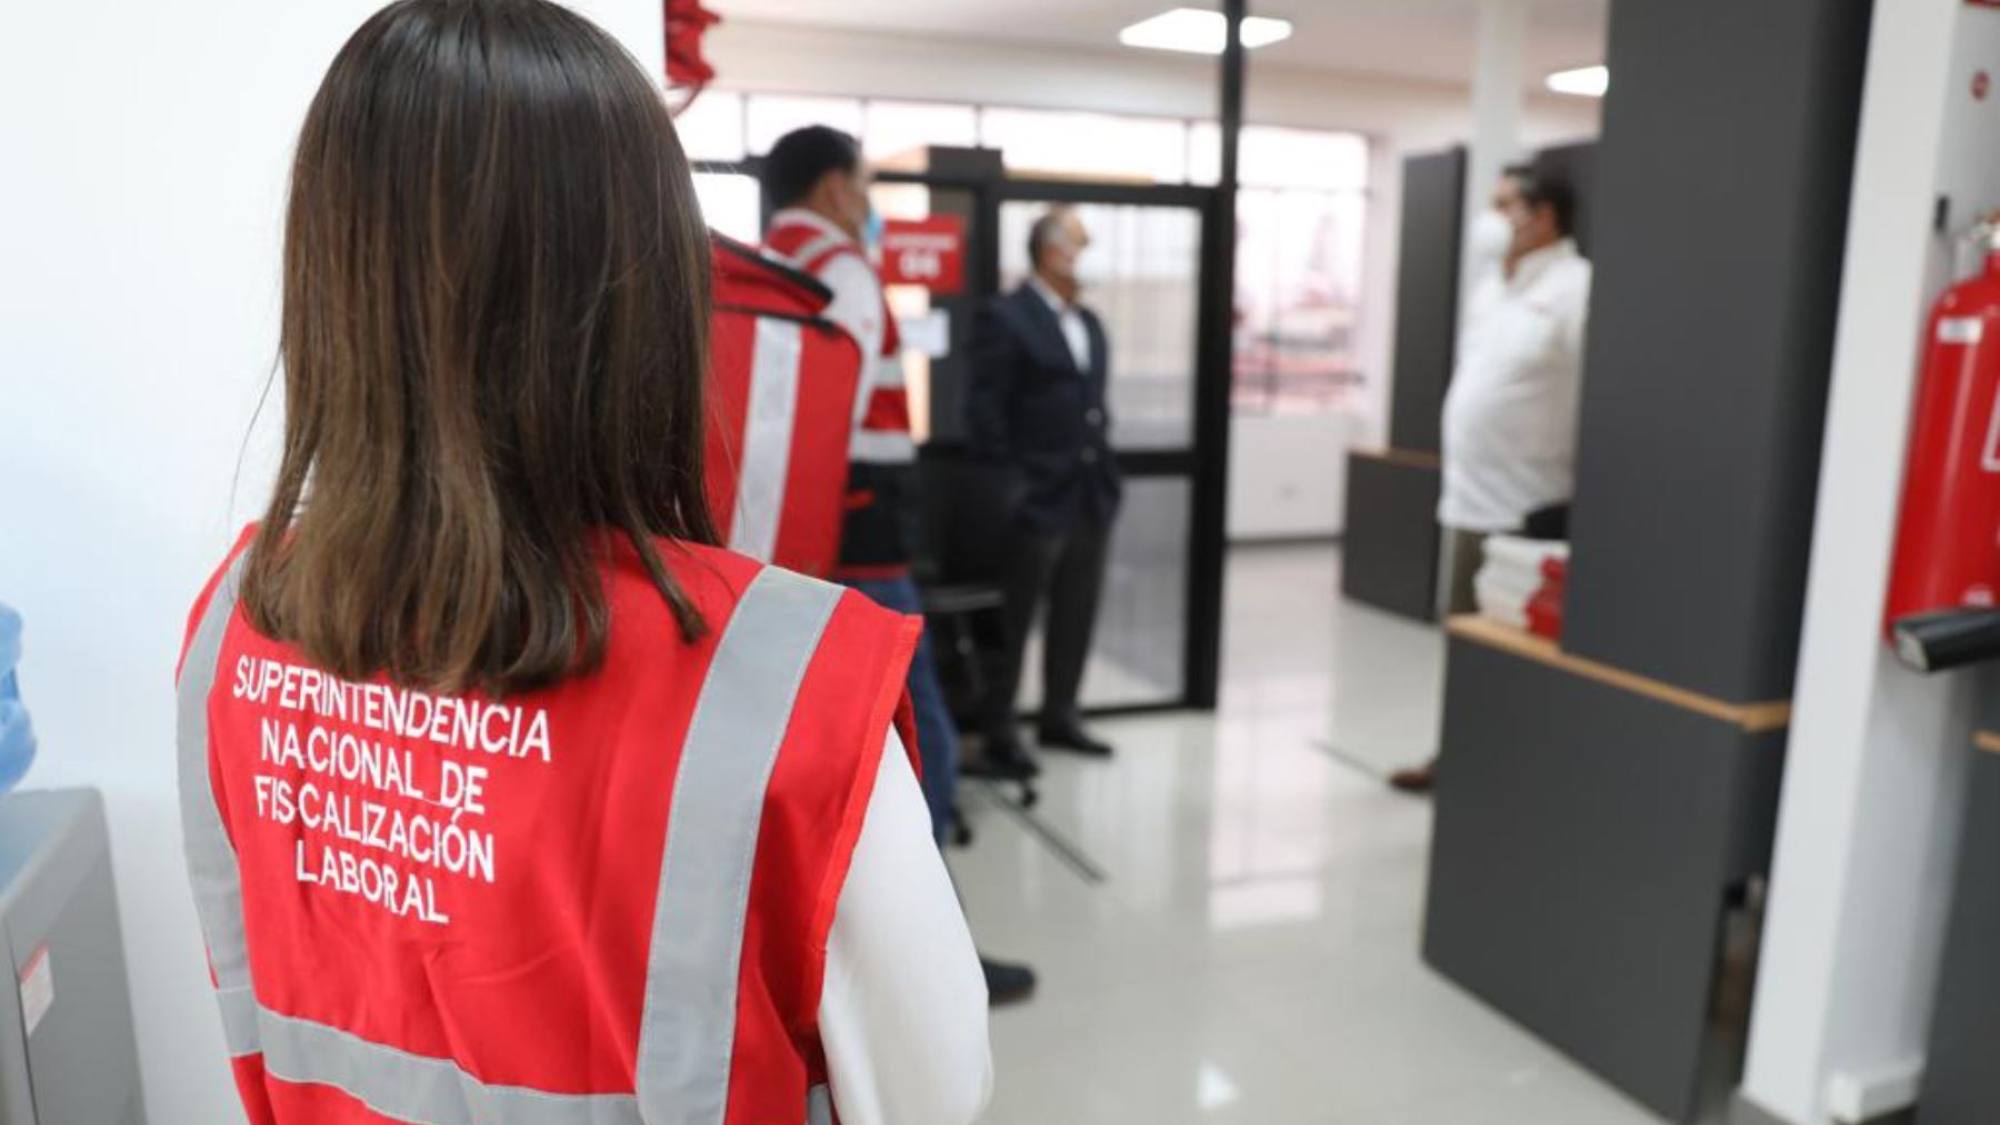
[975,175,1228,716]
[699,159,1229,713]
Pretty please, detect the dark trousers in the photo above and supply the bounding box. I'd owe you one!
[841,575,958,846]
[988,514,1113,738]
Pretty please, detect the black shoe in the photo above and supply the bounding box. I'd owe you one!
[981,956,1037,1006]
[964,733,1042,780]
[1038,724,1113,758]
[1388,760,1436,794]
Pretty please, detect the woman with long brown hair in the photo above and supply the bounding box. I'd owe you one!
[174,2,990,1121]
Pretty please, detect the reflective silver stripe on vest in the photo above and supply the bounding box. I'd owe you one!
[256,1007,641,1125]
[775,232,849,276]
[217,984,260,1057]
[175,551,259,1056]
[806,1084,833,1125]
[636,566,843,1125]
[728,317,805,562]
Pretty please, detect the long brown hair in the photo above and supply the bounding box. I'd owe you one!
[242,0,717,695]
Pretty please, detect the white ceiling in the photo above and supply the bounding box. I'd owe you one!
[713,0,1609,88]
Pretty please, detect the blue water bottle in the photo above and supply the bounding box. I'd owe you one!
[0,603,36,793]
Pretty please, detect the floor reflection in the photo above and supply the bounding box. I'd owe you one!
[954,544,1676,1124]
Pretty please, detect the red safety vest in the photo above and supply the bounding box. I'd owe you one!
[761,216,913,464]
[763,214,917,580]
[177,525,919,1125]
[705,235,865,578]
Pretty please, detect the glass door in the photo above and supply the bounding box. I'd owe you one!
[877,172,1226,713]
[994,188,1211,712]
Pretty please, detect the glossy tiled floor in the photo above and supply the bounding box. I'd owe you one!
[953,544,1672,1124]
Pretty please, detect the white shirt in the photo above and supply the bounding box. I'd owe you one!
[821,732,993,1124]
[1029,274,1093,372]
[1439,238,1594,532]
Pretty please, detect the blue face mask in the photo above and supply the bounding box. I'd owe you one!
[0,604,35,794]
[863,209,885,252]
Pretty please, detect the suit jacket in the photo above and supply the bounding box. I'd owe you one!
[965,283,1122,533]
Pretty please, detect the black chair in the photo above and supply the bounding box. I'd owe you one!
[913,443,1037,827]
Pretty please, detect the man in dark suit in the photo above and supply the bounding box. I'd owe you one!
[967,207,1121,775]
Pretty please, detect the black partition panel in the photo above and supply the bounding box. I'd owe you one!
[1424,638,1787,1122]
[1919,678,2000,1125]
[1921,744,2000,1125]
[1387,148,1467,455]
[1342,453,1442,621]
[1561,0,1875,703]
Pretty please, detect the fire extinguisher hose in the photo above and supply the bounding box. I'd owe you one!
[1891,607,2000,672]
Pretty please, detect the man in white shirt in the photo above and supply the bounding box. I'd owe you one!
[1393,161,1593,794]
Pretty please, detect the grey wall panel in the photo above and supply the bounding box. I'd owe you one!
[1424,638,1788,1122]
[1561,0,1875,702]
[1980,666,2000,733]
[1387,148,1467,455]
[1919,747,2000,1125]
[1341,454,1441,621]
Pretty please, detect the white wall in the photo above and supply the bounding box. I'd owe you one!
[709,19,1603,452]
[1739,1,1986,1121]
[1227,412,1368,539]
[0,1,663,1119]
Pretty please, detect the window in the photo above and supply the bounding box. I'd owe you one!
[862,100,979,162]
[1234,188,1369,413]
[999,201,1203,449]
[1240,126,1370,190]
[1191,126,1374,413]
[1189,124,1370,190]
[979,108,1189,183]
[745,94,864,155]
[693,172,762,245]
[675,90,745,164]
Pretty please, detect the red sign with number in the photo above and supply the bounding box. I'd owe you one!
[879,216,966,295]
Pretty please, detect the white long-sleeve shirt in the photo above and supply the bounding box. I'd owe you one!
[821,732,993,1124]
[1439,237,1594,532]
[1027,274,1093,372]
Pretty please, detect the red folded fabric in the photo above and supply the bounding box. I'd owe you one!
[1527,579,1565,641]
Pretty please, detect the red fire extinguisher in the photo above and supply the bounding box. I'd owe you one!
[1885,221,2000,634]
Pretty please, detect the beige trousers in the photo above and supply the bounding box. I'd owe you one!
[1438,528,1489,619]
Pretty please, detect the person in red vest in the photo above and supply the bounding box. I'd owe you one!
[761,127,1037,1005]
[174,3,990,1123]
[705,233,866,578]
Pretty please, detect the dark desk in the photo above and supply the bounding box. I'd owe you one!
[1423,617,1789,1122]
[1341,448,1442,622]
[1919,730,2000,1125]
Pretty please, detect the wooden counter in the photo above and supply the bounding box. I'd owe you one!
[1447,615,1793,733]
[1424,616,1792,1122]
